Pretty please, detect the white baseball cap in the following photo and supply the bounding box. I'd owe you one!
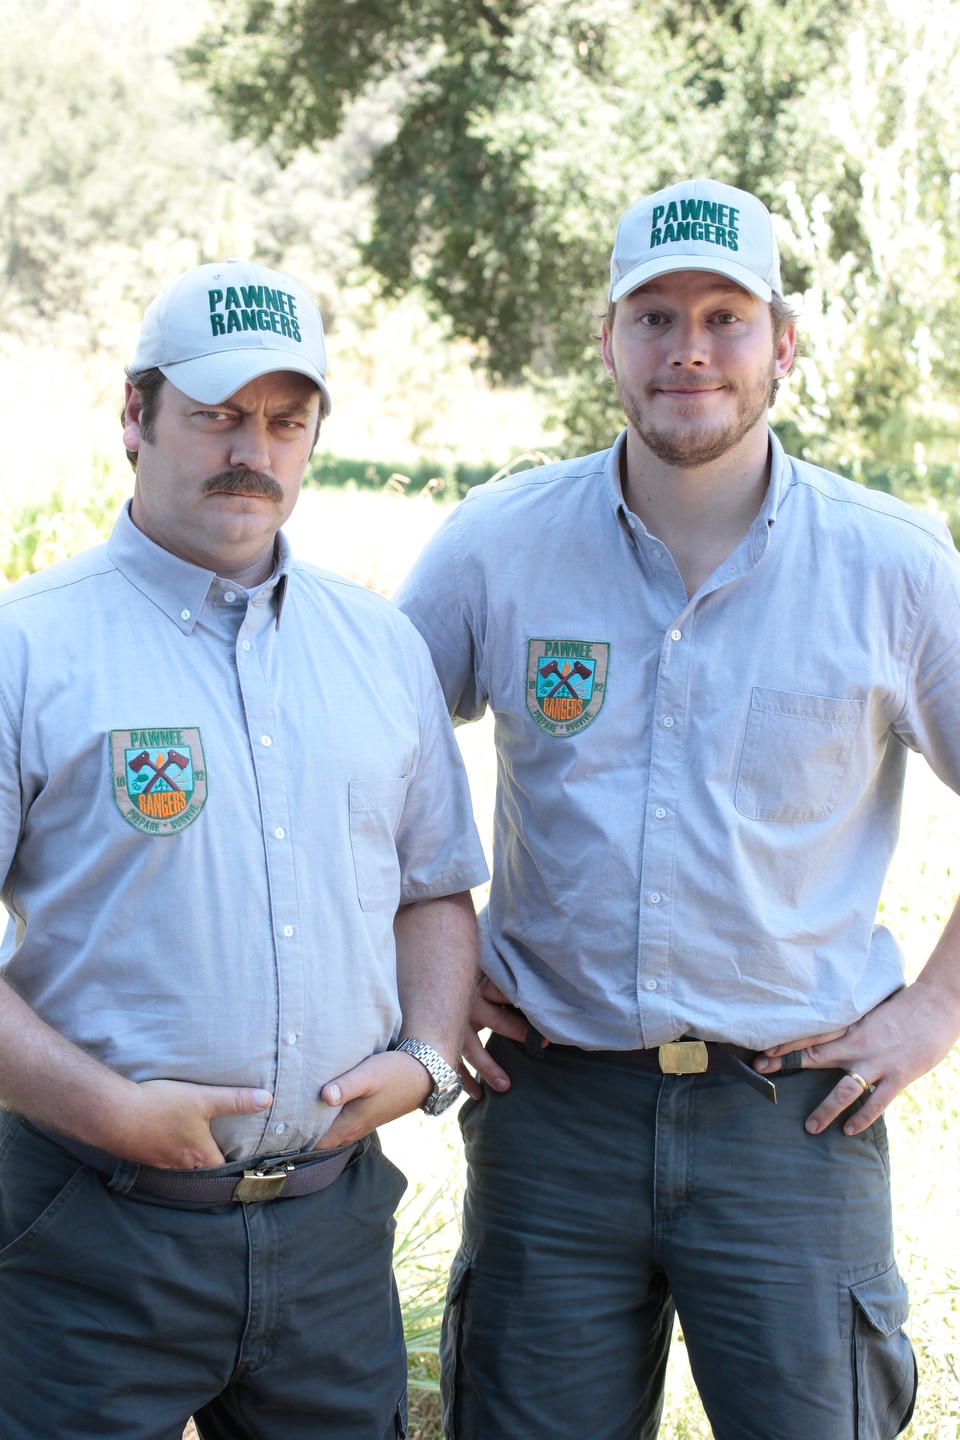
[131,259,332,416]
[609,179,783,304]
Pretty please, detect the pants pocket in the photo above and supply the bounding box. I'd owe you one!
[845,1263,918,1439]
[0,1118,90,1264]
[439,1244,473,1440]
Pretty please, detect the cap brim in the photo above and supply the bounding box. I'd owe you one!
[159,352,332,417]
[610,255,774,305]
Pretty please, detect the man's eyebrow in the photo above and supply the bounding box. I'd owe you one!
[270,400,316,417]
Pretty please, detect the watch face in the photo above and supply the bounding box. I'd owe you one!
[425,1080,463,1116]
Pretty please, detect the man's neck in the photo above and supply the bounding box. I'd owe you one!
[621,424,772,598]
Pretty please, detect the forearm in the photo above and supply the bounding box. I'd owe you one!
[910,893,960,1017]
[0,975,135,1145]
[756,889,960,1135]
[0,976,271,1167]
[394,890,479,1066]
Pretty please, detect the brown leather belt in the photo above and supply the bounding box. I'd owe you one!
[32,1124,362,1204]
[539,1037,778,1103]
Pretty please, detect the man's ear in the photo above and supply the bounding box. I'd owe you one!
[774,324,797,379]
[123,380,145,453]
[600,320,615,379]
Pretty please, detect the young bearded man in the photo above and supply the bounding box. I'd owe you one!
[396,179,960,1439]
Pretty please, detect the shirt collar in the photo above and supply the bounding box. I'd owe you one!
[607,425,790,538]
[107,502,292,634]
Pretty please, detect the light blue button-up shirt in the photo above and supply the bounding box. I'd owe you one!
[0,506,488,1159]
[396,431,960,1052]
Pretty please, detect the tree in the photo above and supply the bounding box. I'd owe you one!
[187,0,863,449]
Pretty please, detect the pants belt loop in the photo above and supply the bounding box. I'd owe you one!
[106,1158,141,1195]
[524,1024,547,1060]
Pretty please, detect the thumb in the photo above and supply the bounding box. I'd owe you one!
[320,1058,377,1108]
[210,1085,273,1117]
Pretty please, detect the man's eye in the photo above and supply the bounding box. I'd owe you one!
[639,313,666,326]
[714,313,738,325]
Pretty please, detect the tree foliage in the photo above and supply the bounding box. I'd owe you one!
[0,0,386,350]
[189,0,960,487]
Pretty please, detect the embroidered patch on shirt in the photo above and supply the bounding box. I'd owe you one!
[526,640,609,736]
[110,728,208,835]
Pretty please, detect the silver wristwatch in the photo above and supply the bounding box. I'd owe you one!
[396,1037,463,1116]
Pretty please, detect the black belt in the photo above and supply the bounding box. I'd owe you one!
[530,1036,778,1103]
[33,1124,362,1204]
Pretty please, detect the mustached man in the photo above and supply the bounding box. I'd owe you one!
[397,180,960,1439]
[0,260,488,1439]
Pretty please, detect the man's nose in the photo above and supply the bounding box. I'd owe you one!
[229,421,272,471]
[667,321,710,366]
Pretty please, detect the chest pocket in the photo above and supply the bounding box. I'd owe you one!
[348,777,409,911]
[735,687,863,822]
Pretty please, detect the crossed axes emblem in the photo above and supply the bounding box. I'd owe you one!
[538,659,592,699]
[128,750,190,795]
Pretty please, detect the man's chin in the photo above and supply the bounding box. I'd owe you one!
[635,424,746,469]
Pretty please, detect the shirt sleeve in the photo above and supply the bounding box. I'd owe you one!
[394,500,489,724]
[894,530,960,793]
[392,618,489,903]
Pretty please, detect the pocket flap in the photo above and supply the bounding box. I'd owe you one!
[850,1264,909,1336]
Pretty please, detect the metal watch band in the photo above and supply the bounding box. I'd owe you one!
[395,1037,463,1115]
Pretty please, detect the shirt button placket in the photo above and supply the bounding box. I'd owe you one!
[236,599,303,1146]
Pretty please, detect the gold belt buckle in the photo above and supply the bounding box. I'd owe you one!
[233,1164,294,1203]
[658,1040,709,1075]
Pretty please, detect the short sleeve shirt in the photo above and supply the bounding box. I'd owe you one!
[0,506,488,1159]
[396,432,960,1051]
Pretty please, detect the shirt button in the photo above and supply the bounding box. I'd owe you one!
[649,892,662,905]
[653,549,663,559]
[654,807,667,819]
[671,629,682,642]
[224,590,237,603]
[261,735,273,747]
[282,924,294,938]
[274,827,286,839]
[662,716,675,728]
[274,1122,287,1134]
[242,640,252,652]
[180,609,191,621]
[284,1032,297,1046]
[644,979,658,992]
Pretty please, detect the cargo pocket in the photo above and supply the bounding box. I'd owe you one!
[394,1387,408,1438]
[439,1245,473,1440]
[844,1263,917,1438]
[348,777,409,911]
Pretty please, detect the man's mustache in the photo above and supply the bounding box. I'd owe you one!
[201,469,285,502]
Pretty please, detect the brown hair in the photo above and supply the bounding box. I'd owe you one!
[122,366,166,472]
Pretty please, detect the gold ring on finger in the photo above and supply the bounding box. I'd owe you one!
[847,1070,871,1093]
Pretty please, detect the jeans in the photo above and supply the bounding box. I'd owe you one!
[441,1036,917,1440]
[0,1112,409,1440]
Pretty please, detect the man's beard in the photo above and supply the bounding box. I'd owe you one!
[612,364,778,470]
[201,468,284,502]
